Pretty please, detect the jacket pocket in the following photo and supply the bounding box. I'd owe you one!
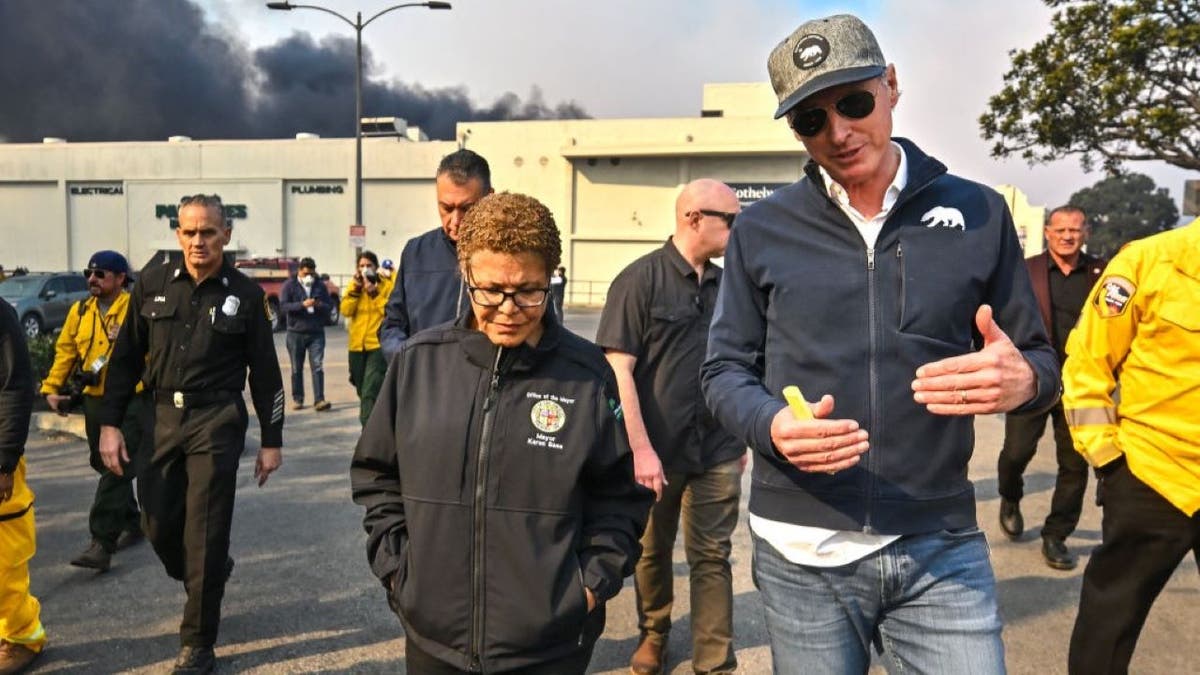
[386,536,410,614]
[647,302,700,346]
[484,510,587,655]
[141,299,178,346]
[895,230,982,348]
[396,501,473,652]
[212,314,247,334]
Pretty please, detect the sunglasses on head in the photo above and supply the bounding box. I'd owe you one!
[83,269,109,279]
[789,89,877,137]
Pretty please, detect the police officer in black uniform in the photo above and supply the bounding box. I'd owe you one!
[98,194,285,675]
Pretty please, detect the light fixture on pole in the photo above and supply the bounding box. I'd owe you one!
[267,1,452,256]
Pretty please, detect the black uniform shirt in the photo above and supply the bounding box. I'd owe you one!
[100,260,285,447]
[1047,255,1095,361]
[596,238,743,474]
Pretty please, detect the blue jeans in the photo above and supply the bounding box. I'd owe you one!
[751,527,1005,674]
[285,331,325,403]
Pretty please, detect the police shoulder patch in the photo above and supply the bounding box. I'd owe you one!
[1095,275,1136,317]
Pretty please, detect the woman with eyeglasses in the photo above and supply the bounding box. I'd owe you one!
[351,192,652,675]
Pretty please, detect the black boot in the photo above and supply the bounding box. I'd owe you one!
[1042,535,1077,570]
[70,541,112,572]
[172,646,215,674]
[999,498,1024,540]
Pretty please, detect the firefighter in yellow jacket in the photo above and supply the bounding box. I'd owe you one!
[1062,219,1200,674]
[1,297,45,674]
[40,251,148,573]
[340,251,394,425]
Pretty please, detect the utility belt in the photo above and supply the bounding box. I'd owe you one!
[154,389,240,410]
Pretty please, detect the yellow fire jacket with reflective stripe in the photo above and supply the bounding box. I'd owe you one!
[1062,219,1200,516]
[340,275,393,352]
[39,292,142,398]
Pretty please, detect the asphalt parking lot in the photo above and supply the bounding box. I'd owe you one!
[22,309,1198,673]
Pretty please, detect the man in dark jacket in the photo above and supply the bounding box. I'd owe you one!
[997,206,1106,570]
[280,257,332,411]
[378,149,494,359]
[700,14,1058,673]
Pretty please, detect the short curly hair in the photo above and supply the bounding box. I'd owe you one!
[457,192,561,275]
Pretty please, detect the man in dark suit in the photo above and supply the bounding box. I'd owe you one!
[997,205,1106,570]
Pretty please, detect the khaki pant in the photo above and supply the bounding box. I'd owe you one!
[0,459,45,652]
[635,459,741,674]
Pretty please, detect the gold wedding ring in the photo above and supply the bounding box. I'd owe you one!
[958,389,967,404]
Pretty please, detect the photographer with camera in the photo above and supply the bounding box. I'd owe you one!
[40,251,148,572]
[340,251,392,425]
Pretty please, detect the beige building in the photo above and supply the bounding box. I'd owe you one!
[0,82,1044,304]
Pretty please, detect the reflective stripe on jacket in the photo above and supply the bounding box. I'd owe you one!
[1063,219,1200,515]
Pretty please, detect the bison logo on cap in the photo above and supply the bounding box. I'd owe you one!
[793,34,830,69]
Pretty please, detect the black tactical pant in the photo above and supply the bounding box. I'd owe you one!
[83,392,150,552]
[1069,458,1200,673]
[142,397,246,647]
[997,403,1090,539]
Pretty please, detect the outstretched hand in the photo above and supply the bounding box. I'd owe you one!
[911,305,1036,415]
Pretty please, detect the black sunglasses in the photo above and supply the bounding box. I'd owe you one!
[789,89,877,137]
[83,269,108,279]
[696,209,737,228]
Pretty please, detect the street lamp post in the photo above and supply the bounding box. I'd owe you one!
[266,1,452,256]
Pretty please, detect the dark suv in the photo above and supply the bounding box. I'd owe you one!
[0,273,91,338]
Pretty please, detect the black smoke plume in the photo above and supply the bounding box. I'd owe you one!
[0,0,587,143]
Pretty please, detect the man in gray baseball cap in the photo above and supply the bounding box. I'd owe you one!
[702,14,1057,674]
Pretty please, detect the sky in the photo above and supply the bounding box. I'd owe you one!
[205,0,1196,211]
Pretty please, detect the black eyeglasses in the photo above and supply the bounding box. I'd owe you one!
[467,285,550,308]
[83,269,108,279]
[789,89,877,137]
[696,209,737,228]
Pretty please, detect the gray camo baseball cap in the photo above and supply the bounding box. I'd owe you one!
[768,14,886,119]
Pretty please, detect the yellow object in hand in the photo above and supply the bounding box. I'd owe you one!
[782,385,814,420]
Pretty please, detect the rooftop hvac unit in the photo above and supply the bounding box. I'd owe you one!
[360,116,408,138]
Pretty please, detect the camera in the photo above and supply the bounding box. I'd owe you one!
[363,268,378,284]
[77,370,101,387]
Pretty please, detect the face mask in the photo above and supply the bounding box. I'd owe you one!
[301,274,314,286]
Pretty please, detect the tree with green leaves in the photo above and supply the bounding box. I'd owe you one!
[980,0,1200,172]
[1070,173,1179,257]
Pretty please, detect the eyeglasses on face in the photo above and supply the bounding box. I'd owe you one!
[695,209,737,228]
[83,269,109,279]
[789,89,877,137]
[467,285,550,308]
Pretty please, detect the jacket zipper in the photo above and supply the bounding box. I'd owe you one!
[864,247,878,534]
[897,244,905,325]
[470,346,504,672]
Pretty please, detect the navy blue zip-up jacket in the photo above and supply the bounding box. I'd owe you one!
[701,138,1058,535]
[280,275,332,333]
[378,227,470,359]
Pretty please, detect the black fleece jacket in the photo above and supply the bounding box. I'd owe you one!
[351,311,652,672]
